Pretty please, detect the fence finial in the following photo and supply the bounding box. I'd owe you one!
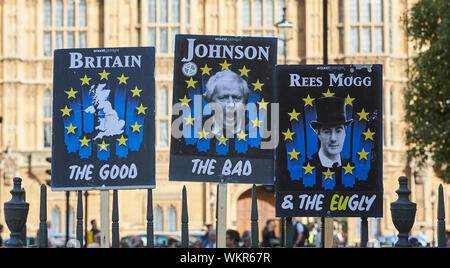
[38,184,48,248]
[3,177,29,248]
[181,185,189,248]
[437,184,446,248]
[390,176,416,247]
[251,184,259,248]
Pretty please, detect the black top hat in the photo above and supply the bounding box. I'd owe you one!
[310,96,353,130]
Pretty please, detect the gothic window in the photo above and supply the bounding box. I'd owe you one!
[166,206,177,232]
[43,0,87,57]
[154,206,163,232]
[346,0,385,54]
[144,0,191,54]
[157,87,170,147]
[43,90,52,148]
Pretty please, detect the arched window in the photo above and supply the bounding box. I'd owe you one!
[158,87,169,147]
[159,87,168,116]
[154,206,163,232]
[43,90,51,118]
[69,207,75,235]
[166,206,177,232]
[44,0,52,27]
[51,207,61,234]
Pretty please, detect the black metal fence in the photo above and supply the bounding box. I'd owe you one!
[1,176,447,248]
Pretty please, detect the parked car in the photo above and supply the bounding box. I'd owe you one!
[378,236,397,247]
[3,236,37,247]
[122,232,198,248]
[52,233,77,248]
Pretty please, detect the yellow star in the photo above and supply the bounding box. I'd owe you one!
[303,162,315,175]
[200,64,212,75]
[65,123,77,135]
[217,136,229,146]
[198,128,209,140]
[345,94,355,106]
[357,148,370,160]
[130,86,142,97]
[65,88,78,99]
[252,80,264,91]
[288,148,301,161]
[116,135,128,146]
[342,163,355,175]
[251,117,263,128]
[302,95,315,107]
[288,109,301,121]
[257,98,269,110]
[80,75,91,85]
[323,169,335,180]
[237,130,248,141]
[179,95,191,107]
[238,65,251,77]
[282,128,295,141]
[322,89,335,97]
[136,104,148,115]
[185,77,198,89]
[184,114,196,126]
[362,128,375,141]
[219,60,231,70]
[117,73,129,84]
[60,105,72,117]
[357,108,369,121]
[98,140,110,152]
[79,136,91,147]
[98,69,110,80]
[130,121,142,133]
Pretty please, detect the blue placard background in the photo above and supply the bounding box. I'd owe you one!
[51,47,155,190]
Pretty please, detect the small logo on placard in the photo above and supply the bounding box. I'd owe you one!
[182,62,197,77]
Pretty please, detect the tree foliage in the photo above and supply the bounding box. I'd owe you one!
[404,0,450,183]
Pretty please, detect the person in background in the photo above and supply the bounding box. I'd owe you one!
[0,224,4,247]
[417,225,428,247]
[168,238,178,248]
[226,229,240,248]
[202,229,217,248]
[241,230,251,248]
[202,224,213,242]
[262,220,278,247]
[292,218,305,247]
[47,221,56,248]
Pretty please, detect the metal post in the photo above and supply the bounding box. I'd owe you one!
[39,184,48,248]
[216,183,227,248]
[437,184,446,248]
[251,184,259,248]
[280,217,285,247]
[285,217,293,248]
[84,191,88,246]
[321,0,329,248]
[181,186,189,248]
[323,0,328,65]
[100,190,110,248]
[111,190,119,248]
[65,191,70,247]
[390,176,416,247]
[76,191,83,247]
[360,217,368,248]
[147,189,154,248]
